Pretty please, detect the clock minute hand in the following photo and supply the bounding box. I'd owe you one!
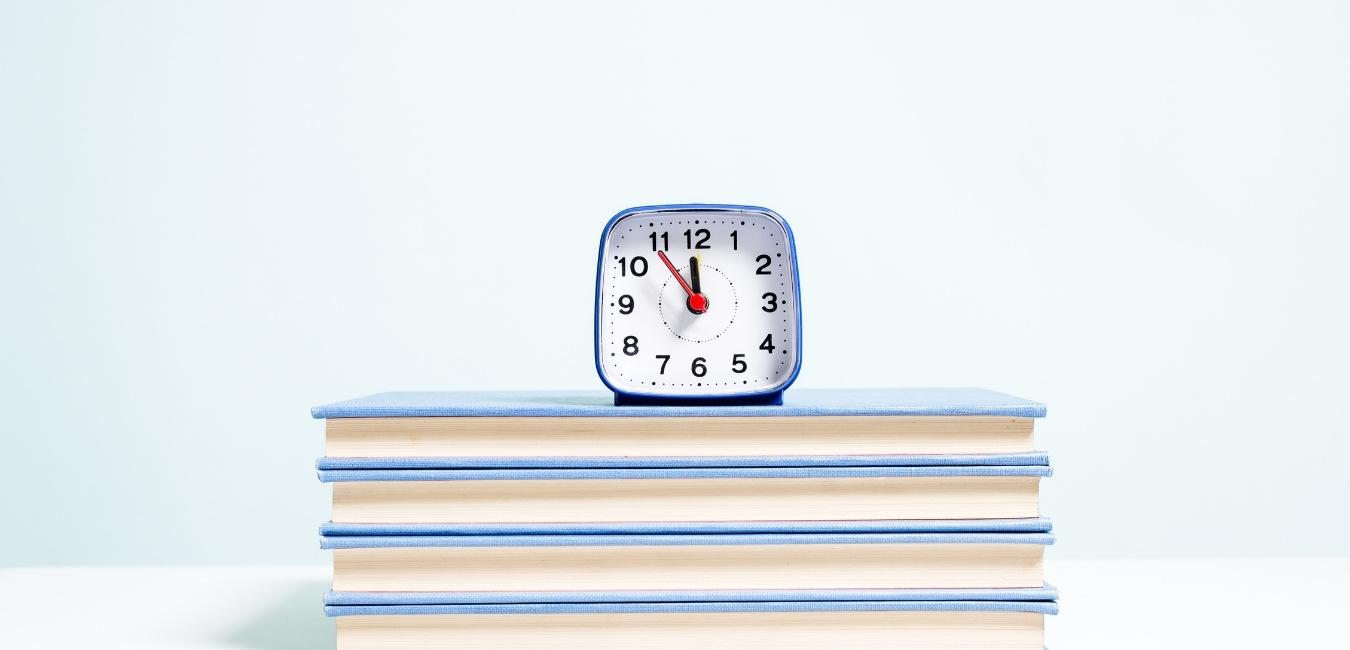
[655,250,708,314]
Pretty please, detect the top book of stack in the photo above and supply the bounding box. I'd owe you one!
[314,388,1045,464]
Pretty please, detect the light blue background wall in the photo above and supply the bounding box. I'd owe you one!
[3,1,1348,566]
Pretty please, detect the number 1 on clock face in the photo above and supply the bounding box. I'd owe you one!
[597,210,799,397]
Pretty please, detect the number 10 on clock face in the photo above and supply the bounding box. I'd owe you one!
[594,205,802,404]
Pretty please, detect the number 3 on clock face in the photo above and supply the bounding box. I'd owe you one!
[594,204,802,406]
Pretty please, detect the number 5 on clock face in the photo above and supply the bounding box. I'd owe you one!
[594,205,802,405]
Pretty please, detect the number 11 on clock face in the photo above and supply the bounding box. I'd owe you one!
[594,205,802,405]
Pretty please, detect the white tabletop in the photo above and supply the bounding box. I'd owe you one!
[1044,558,1347,648]
[1,559,1345,648]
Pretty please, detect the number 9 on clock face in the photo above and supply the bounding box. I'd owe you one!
[594,205,802,405]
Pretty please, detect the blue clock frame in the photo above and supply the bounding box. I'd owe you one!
[594,204,803,406]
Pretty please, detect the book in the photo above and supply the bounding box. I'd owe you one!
[322,532,1052,592]
[320,517,1055,536]
[316,451,1049,469]
[325,584,1059,604]
[322,465,1049,524]
[313,388,1045,459]
[328,598,1058,649]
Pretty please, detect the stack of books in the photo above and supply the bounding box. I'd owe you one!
[312,388,1057,649]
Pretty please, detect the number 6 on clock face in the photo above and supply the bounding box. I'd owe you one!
[594,205,802,406]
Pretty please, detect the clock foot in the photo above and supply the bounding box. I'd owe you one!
[614,391,785,407]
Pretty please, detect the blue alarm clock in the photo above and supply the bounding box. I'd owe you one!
[594,204,802,406]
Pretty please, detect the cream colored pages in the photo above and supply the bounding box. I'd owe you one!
[332,543,1044,591]
[336,611,1045,650]
[331,476,1041,523]
[326,416,1035,457]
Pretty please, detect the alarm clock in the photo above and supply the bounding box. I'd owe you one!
[594,204,802,406]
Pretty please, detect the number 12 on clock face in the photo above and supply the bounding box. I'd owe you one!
[594,205,802,405]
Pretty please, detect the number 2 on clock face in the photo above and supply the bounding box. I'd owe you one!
[596,207,800,398]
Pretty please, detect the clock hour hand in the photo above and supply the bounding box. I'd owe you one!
[688,256,711,314]
[655,250,709,314]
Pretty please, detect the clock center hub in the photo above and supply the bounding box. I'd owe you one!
[659,265,737,343]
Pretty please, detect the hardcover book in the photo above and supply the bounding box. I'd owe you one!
[320,517,1055,536]
[325,584,1059,605]
[313,388,1046,459]
[316,451,1049,470]
[322,531,1053,592]
[328,598,1058,649]
[322,465,1050,524]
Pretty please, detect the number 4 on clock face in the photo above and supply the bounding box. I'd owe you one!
[594,205,802,406]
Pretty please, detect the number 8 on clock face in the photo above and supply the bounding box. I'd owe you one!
[594,204,802,405]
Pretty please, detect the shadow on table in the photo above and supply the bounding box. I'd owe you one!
[223,579,334,649]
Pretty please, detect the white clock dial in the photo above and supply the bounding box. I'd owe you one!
[597,209,799,397]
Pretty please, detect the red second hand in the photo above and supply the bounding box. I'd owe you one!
[655,250,708,314]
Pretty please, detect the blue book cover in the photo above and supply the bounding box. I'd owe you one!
[312,388,1046,419]
[325,599,1059,617]
[325,585,1058,606]
[320,518,1054,536]
[320,531,1055,550]
[317,464,1052,483]
[316,451,1050,470]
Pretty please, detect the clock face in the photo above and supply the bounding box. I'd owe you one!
[596,207,800,398]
